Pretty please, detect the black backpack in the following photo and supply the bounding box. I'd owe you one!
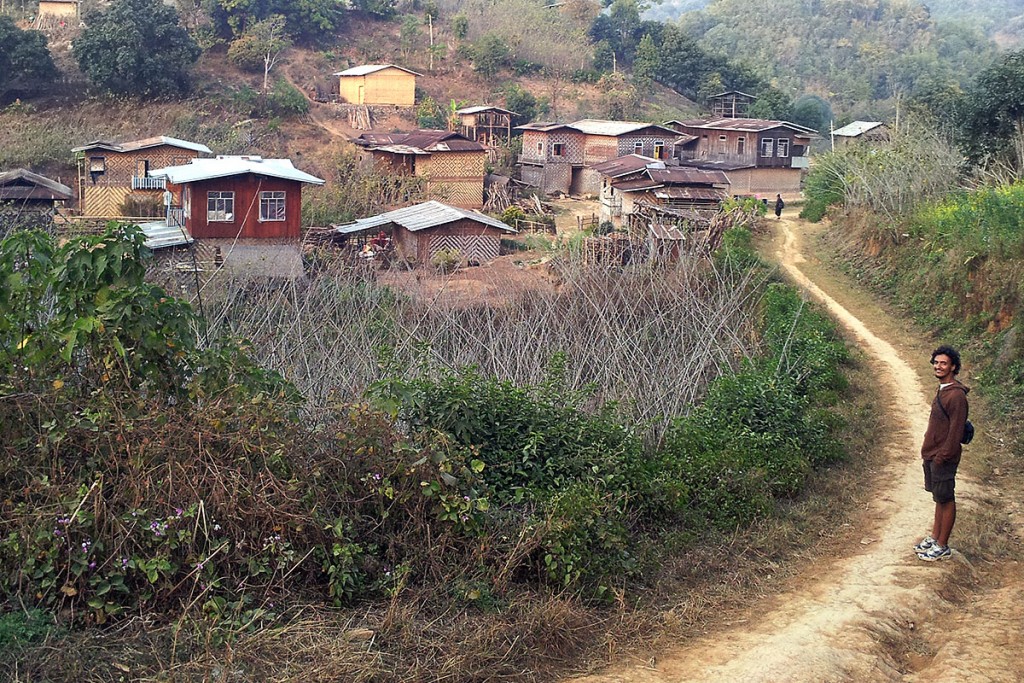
[936,388,974,445]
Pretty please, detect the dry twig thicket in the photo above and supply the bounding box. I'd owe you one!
[204,253,772,435]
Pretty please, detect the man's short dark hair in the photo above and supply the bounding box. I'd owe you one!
[931,345,961,375]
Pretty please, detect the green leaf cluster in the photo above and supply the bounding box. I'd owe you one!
[73,0,200,97]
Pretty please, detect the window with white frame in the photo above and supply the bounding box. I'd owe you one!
[777,138,790,157]
[207,191,234,221]
[537,142,544,155]
[737,136,746,155]
[552,143,565,157]
[633,141,644,154]
[718,135,728,155]
[760,138,775,157]
[260,191,286,221]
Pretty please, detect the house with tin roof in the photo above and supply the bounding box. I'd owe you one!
[354,130,488,209]
[149,156,324,240]
[831,121,889,149]
[592,154,730,228]
[0,168,73,236]
[71,136,211,218]
[334,64,420,106]
[665,118,817,199]
[516,119,686,196]
[332,200,516,266]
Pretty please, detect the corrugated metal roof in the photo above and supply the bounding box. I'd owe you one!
[677,117,818,136]
[72,136,211,154]
[457,105,516,116]
[334,64,422,77]
[356,130,486,154]
[515,122,570,132]
[150,157,324,185]
[0,168,73,199]
[333,200,516,235]
[832,121,885,137]
[592,154,661,177]
[517,119,682,138]
[678,159,755,172]
[648,167,730,185]
[570,119,676,136]
[653,187,728,201]
[708,90,757,100]
[139,221,193,250]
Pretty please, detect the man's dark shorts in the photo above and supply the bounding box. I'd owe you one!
[923,459,958,504]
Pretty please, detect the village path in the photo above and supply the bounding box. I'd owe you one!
[564,216,1024,683]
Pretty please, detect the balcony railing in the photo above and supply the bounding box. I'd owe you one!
[167,207,186,228]
[132,176,166,190]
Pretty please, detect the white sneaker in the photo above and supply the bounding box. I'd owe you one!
[914,536,936,553]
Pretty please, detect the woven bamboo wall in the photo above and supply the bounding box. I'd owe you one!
[80,146,200,216]
[82,187,131,217]
[416,151,485,208]
[748,168,802,197]
[340,69,416,106]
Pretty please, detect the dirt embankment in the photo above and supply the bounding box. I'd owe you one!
[564,216,1024,683]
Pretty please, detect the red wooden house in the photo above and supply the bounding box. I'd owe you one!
[149,156,324,240]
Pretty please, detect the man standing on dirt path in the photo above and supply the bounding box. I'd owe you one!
[915,345,969,561]
[774,194,785,219]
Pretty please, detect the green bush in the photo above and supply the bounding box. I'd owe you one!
[431,247,462,273]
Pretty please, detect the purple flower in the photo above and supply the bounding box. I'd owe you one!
[121,557,129,569]
[81,540,91,553]
[53,529,64,537]
[175,507,184,517]
[88,561,96,570]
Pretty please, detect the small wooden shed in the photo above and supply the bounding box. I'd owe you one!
[0,168,73,236]
[456,106,516,146]
[332,200,516,265]
[334,65,420,106]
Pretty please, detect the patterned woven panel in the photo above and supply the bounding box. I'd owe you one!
[428,235,500,263]
[430,181,483,208]
[429,152,485,179]
[544,165,571,194]
[83,187,130,217]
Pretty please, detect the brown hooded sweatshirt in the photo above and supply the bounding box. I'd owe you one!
[921,379,969,466]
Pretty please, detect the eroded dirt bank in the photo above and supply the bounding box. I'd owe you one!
[565,217,1024,683]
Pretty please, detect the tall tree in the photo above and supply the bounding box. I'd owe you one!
[227,15,291,94]
[207,0,344,42]
[74,0,200,97]
[0,17,58,101]
[960,50,1024,174]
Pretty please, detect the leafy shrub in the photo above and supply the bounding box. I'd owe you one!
[266,78,309,116]
[431,247,462,273]
[451,14,468,40]
[801,152,848,222]
[471,34,511,76]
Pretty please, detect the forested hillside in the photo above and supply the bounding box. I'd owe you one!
[675,0,998,116]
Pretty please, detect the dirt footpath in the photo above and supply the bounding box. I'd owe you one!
[566,217,1024,683]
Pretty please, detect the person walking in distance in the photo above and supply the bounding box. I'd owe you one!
[774,194,785,219]
[915,345,969,561]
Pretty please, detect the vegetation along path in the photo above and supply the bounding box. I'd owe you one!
[568,216,1024,683]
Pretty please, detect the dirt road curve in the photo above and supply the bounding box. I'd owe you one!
[566,217,1024,683]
